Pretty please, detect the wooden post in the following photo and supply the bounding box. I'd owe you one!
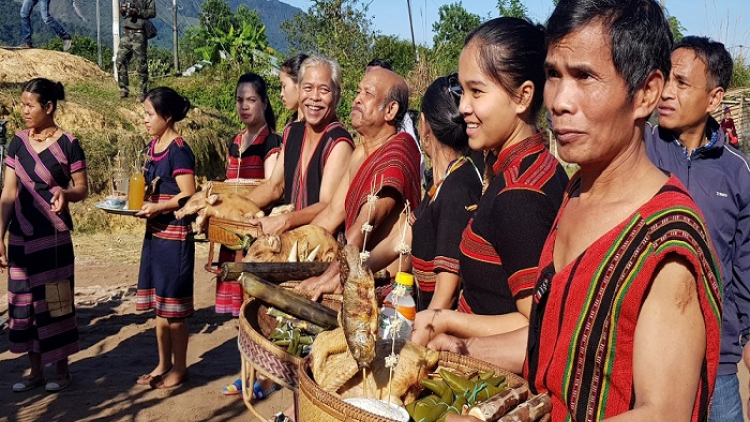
[96,0,102,67]
[173,0,179,73]
[112,0,120,80]
[406,0,418,62]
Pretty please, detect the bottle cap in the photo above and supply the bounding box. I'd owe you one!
[395,272,414,287]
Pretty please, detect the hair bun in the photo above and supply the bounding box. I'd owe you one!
[55,82,66,101]
[181,95,191,117]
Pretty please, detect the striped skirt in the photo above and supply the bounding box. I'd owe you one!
[137,231,195,318]
[7,231,80,364]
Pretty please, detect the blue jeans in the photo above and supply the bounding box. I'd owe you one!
[20,0,70,44]
[709,373,744,422]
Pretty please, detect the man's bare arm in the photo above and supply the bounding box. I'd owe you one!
[247,148,285,209]
[603,257,706,422]
[310,158,351,234]
[345,188,401,250]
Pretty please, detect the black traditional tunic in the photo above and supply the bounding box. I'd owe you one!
[411,159,482,310]
[136,137,196,318]
[5,130,86,364]
[282,121,354,209]
[457,134,568,315]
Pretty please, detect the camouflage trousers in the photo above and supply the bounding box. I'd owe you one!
[116,30,148,96]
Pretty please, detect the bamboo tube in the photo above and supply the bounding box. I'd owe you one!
[496,393,552,422]
[222,262,330,282]
[467,385,529,421]
[240,272,339,328]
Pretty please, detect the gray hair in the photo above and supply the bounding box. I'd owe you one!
[298,56,342,108]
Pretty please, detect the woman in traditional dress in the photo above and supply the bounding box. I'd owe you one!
[280,53,308,123]
[1,78,88,393]
[217,73,285,399]
[225,72,281,183]
[216,73,281,317]
[410,75,483,310]
[411,18,569,346]
[134,87,196,390]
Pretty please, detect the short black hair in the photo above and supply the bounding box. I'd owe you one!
[546,0,673,100]
[464,17,547,121]
[23,78,65,113]
[145,87,191,123]
[367,58,393,70]
[674,36,733,90]
[281,53,309,83]
[237,72,277,132]
[421,76,469,154]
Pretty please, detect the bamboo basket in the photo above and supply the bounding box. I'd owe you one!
[208,179,264,196]
[238,294,342,420]
[204,217,263,273]
[298,349,550,422]
[206,216,263,244]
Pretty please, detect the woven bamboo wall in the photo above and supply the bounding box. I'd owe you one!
[713,87,750,138]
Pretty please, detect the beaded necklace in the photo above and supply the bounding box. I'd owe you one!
[29,126,58,143]
[428,156,464,200]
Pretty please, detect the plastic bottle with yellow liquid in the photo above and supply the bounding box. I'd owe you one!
[378,272,417,340]
[127,165,146,210]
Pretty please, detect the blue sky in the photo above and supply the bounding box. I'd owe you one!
[280,0,750,57]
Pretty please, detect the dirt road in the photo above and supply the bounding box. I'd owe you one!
[0,232,291,422]
[1,232,748,421]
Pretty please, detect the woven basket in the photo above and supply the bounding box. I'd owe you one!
[209,179,264,196]
[206,216,262,245]
[298,349,550,422]
[238,294,343,418]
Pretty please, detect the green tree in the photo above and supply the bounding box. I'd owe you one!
[235,5,266,38]
[44,35,115,72]
[282,0,376,128]
[432,2,481,73]
[498,0,528,18]
[187,0,269,67]
[199,0,234,35]
[731,55,750,88]
[195,21,268,66]
[371,35,417,76]
[282,0,374,68]
[668,16,685,42]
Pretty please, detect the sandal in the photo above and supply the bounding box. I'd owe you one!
[272,412,294,422]
[136,366,172,386]
[222,378,243,396]
[252,380,280,400]
[12,375,44,393]
[151,370,189,390]
[222,379,279,399]
[45,373,73,393]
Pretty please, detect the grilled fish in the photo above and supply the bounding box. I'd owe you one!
[339,244,378,369]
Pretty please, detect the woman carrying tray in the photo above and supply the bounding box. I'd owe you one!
[1,78,89,393]
[134,87,196,390]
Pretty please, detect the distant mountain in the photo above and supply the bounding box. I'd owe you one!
[0,0,303,52]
